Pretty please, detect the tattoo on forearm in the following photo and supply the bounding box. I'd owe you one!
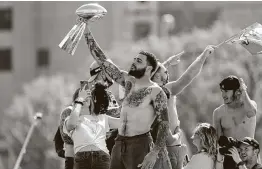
[155,121,169,150]
[107,108,120,118]
[102,62,125,86]
[84,31,107,63]
[59,108,73,144]
[154,91,169,150]
[125,88,153,107]
[84,29,126,86]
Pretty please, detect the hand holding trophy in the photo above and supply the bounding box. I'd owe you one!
[58,3,107,55]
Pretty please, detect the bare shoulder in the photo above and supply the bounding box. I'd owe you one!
[250,100,257,108]
[213,104,226,118]
[149,83,167,100]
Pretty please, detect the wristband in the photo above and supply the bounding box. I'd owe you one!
[74,101,84,106]
[237,161,245,167]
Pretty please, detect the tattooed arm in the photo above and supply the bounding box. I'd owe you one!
[152,87,170,153]
[106,90,120,118]
[139,87,169,169]
[84,27,127,86]
[165,45,215,96]
[59,106,74,144]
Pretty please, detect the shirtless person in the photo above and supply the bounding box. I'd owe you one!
[150,46,215,169]
[213,75,257,169]
[84,27,170,169]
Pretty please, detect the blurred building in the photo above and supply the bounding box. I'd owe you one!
[1,1,262,168]
[0,1,158,168]
[159,1,262,35]
[0,1,159,114]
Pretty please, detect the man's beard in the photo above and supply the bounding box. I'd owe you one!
[128,66,146,79]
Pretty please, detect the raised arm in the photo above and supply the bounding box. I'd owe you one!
[239,78,257,118]
[66,86,90,131]
[84,26,127,86]
[165,45,215,96]
[66,103,83,131]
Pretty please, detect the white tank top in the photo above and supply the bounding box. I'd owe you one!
[64,114,110,154]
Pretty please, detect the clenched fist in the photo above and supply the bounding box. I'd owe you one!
[203,45,216,56]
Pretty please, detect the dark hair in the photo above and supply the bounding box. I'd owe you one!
[220,75,240,91]
[91,82,110,115]
[139,50,158,73]
[220,75,241,100]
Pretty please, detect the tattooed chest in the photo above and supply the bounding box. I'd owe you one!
[124,88,152,107]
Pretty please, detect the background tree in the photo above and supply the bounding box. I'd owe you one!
[1,21,261,169]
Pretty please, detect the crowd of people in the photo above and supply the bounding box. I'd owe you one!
[53,23,262,169]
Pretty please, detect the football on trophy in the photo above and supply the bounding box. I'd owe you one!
[76,3,107,22]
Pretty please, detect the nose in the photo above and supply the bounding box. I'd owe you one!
[240,149,245,155]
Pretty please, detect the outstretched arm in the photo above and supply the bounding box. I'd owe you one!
[162,51,184,68]
[166,46,215,96]
[84,27,127,86]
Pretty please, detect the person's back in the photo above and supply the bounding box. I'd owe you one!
[184,152,214,169]
[184,123,217,169]
[69,114,109,153]
[64,83,121,169]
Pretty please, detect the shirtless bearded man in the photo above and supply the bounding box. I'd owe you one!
[84,26,170,169]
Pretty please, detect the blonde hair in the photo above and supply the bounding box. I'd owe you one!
[193,123,218,160]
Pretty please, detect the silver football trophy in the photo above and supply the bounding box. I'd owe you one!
[58,3,107,55]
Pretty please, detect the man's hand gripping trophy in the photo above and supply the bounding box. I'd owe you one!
[58,3,107,55]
